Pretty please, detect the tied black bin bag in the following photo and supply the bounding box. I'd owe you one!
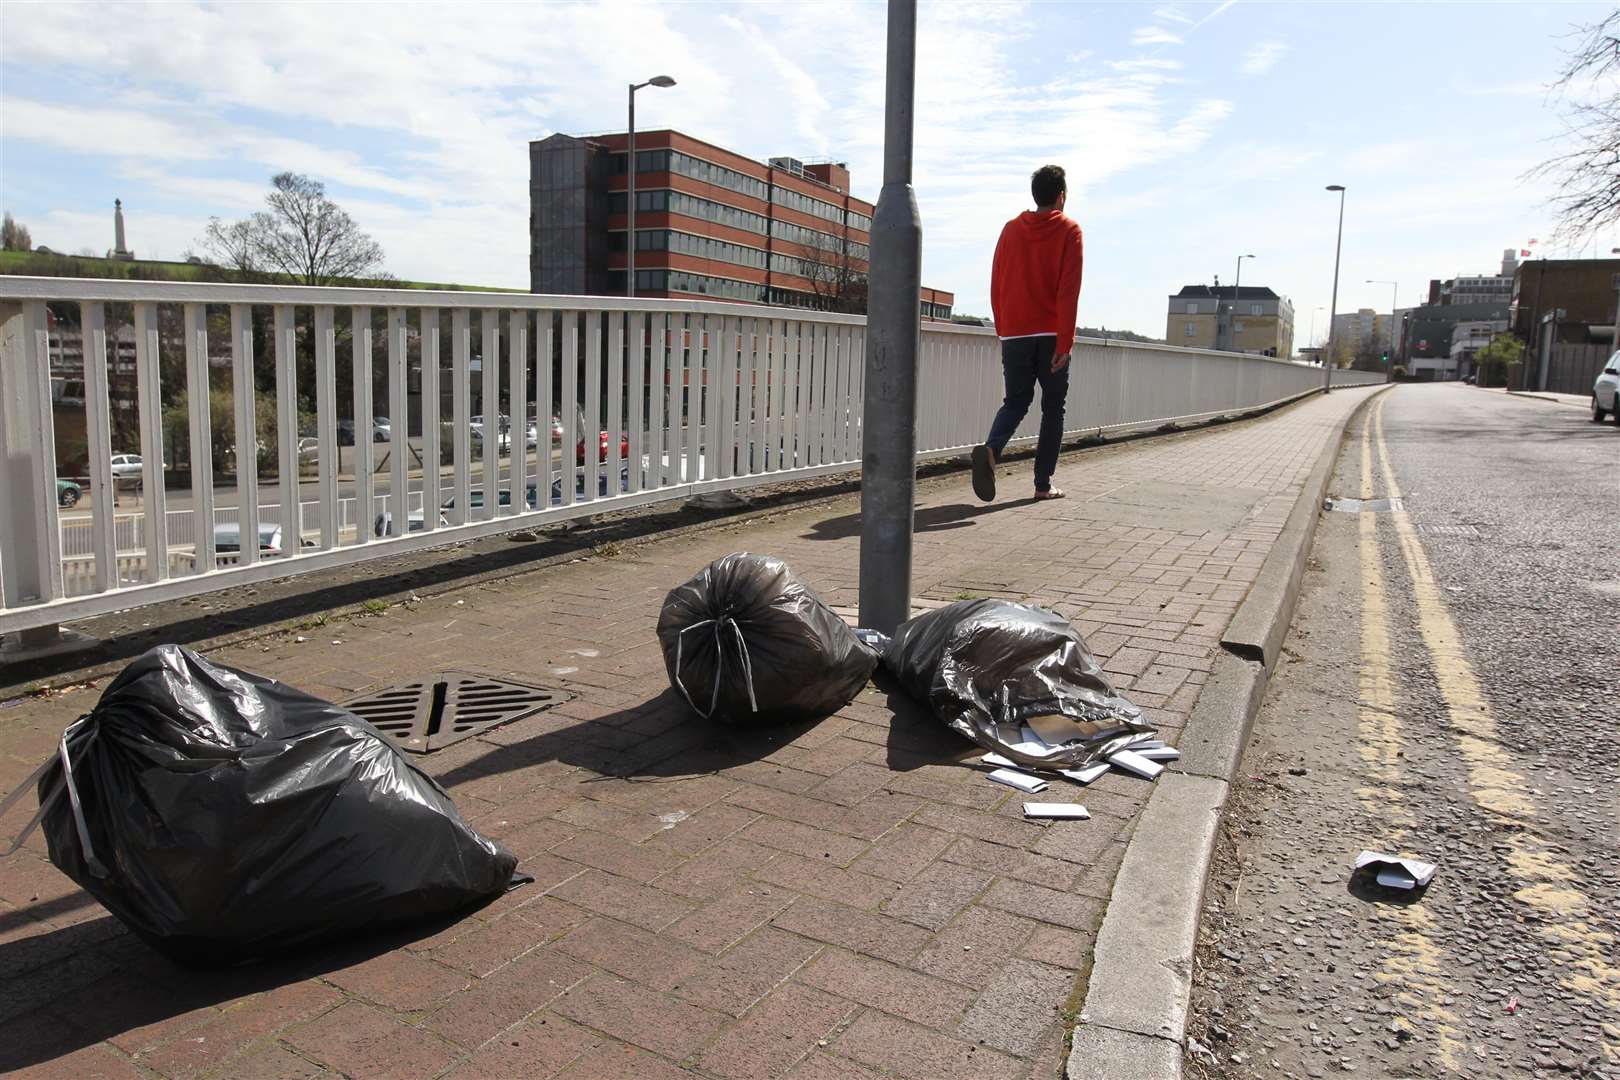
[658,553,877,724]
[0,645,522,967]
[885,599,1151,770]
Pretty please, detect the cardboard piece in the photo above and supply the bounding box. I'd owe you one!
[987,768,1049,793]
[1023,802,1090,820]
[1107,749,1164,780]
[1060,762,1111,785]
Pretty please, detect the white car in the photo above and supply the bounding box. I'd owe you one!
[110,453,169,479]
[1593,352,1619,424]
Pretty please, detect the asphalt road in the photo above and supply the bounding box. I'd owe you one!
[1187,384,1619,1079]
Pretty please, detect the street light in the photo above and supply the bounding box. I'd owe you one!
[1366,278,1398,374]
[1323,185,1346,391]
[1224,254,1255,351]
[626,75,677,298]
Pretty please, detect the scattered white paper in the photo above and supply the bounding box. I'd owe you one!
[1354,850,1437,889]
[981,752,1019,769]
[987,768,1049,793]
[1133,740,1166,751]
[1108,749,1164,780]
[1137,746,1181,762]
[1060,762,1111,785]
[1023,802,1090,820]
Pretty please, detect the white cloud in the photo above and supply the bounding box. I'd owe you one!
[1240,39,1288,76]
[1152,5,1195,24]
[1132,26,1184,47]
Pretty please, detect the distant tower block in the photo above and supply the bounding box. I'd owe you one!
[110,198,134,260]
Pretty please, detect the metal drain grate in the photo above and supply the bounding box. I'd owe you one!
[1419,523,1482,539]
[1326,497,1405,513]
[342,672,569,753]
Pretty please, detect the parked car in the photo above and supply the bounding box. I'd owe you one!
[57,478,82,507]
[214,522,290,557]
[110,453,165,479]
[373,485,540,537]
[1592,352,1620,423]
[577,429,630,466]
[297,437,320,461]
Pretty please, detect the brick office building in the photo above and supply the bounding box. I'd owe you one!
[530,129,953,318]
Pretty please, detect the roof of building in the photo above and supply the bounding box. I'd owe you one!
[1170,285,1280,300]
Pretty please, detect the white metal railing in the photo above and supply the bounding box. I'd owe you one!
[0,278,1383,635]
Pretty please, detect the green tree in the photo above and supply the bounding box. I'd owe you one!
[1474,333,1525,387]
[161,386,306,478]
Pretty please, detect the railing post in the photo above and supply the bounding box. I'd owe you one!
[858,0,922,634]
[0,300,65,644]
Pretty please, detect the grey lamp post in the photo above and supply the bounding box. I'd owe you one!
[1366,279,1398,373]
[1224,253,1255,351]
[1323,185,1346,391]
[858,0,922,634]
[626,75,676,297]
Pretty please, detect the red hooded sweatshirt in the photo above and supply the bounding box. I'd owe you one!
[990,210,1084,357]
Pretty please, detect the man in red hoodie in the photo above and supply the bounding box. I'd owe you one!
[972,164,1083,502]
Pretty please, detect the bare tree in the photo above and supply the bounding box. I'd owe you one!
[196,216,262,273]
[1531,11,1620,240]
[194,173,385,285]
[794,232,868,314]
[1,212,32,251]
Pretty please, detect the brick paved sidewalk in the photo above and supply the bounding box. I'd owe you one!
[0,387,1377,1080]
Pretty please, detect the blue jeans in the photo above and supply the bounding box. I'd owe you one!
[986,336,1069,492]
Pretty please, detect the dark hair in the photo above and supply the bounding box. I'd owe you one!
[1031,165,1066,208]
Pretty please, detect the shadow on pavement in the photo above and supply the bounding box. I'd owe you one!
[0,900,500,1073]
[801,498,1038,542]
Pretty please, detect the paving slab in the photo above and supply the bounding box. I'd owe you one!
[0,386,1377,1079]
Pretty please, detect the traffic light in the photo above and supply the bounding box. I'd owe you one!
[1381,350,1389,364]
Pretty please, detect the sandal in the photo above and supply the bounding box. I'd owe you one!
[1034,487,1066,501]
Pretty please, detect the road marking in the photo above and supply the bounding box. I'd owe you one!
[1372,395,1620,1054]
[1353,406,1463,1069]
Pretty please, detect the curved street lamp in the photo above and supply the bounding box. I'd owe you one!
[1224,253,1255,351]
[627,75,677,297]
[1324,185,1346,390]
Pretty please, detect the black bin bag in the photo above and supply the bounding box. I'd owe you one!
[658,552,878,725]
[884,599,1151,770]
[7,645,522,967]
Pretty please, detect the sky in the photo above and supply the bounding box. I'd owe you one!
[1,0,1613,343]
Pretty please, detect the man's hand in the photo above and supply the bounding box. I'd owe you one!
[1051,352,1071,373]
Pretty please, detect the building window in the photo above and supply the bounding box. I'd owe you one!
[1250,303,1262,316]
[1234,320,1245,331]
[1186,303,1198,314]
[608,189,769,234]
[1184,323,1195,337]
[626,268,766,303]
[769,218,865,258]
[770,185,845,224]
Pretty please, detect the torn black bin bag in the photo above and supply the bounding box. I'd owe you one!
[2,645,522,967]
[885,599,1151,770]
[658,552,878,725]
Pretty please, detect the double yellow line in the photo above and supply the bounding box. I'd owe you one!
[1357,392,1619,1066]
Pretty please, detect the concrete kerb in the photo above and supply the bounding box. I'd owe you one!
[1066,384,1393,1080]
